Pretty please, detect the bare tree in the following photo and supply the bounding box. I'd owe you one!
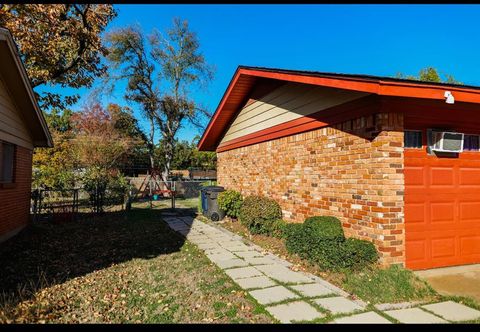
[105,25,160,171]
[150,17,214,181]
[105,18,214,181]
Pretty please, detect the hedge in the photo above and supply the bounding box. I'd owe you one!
[239,195,282,235]
[285,216,378,271]
[218,189,243,219]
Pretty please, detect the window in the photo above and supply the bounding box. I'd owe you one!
[464,134,480,151]
[404,130,422,148]
[1,142,15,183]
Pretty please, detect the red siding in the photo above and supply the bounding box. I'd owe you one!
[0,145,33,239]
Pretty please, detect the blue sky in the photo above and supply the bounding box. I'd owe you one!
[40,4,480,143]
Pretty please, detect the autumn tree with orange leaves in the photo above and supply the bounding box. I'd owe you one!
[0,4,117,110]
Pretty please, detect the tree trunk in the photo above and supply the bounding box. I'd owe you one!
[162,137,174,187]
[148,116,155,170]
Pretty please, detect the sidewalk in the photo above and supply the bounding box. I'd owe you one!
[162,214,480,324]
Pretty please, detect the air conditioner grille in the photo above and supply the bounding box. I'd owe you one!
[442,132,463,151]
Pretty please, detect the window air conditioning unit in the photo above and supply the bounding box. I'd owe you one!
[430,131,464,153]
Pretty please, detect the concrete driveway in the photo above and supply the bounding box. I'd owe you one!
[415,264,480,302]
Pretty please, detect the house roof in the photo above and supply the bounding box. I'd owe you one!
[198,65,480,151]
[0,28,52,148]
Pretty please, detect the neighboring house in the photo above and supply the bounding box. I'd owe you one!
[0,28,52,242]
[198,65,480,270]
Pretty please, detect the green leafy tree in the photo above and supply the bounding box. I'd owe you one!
[0,4,117,110]
[394,67,462,84]
[105,18,214,183]
[154,137,217,173]
[43,108,74,133]
[32,109,78,189]
[32,131,79,190]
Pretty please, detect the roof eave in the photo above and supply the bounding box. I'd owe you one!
[0,28,53,148]
[198,66,480,152]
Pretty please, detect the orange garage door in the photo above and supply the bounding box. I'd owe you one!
[405,149,480,270]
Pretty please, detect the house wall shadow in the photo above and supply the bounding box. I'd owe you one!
[0,206,195,307]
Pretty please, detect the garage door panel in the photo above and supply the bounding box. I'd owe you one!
[459,236,480,256]
[431,237,456,259]
[405,148,480,270]
[404,166,425,186]
[430,167,455,186]
[459,168,480,186]
[459,202,480,222]
[404,203,425,224]
[430,202,455,224]
[405,240,427,262]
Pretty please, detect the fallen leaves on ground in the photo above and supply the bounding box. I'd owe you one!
[0,207,273,323]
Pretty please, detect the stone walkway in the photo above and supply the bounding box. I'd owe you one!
[163,215,480,324]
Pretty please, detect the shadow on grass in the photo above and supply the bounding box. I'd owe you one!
[0,205,196,307]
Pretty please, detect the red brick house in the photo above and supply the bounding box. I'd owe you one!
[0,28,52,242]
[198,66,480,270]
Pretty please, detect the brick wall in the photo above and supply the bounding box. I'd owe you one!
[217,113,405,266]
[0,145,33,241]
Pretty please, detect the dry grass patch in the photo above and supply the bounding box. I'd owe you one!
[0,206,274,323]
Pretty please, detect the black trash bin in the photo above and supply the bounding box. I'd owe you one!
[203,186,225,221]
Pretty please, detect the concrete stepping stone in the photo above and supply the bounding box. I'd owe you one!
[206,252,238,262]
[216,258,250,269]
[421,301,480,322]
[204,248,231,255]
[195,242,221,250]
[291,283,334,298]
[217,240,242,246]
[249,285,300,305]
[224,266,263,280]
[227,245,254,252]
[374,301,424,311]
[314,296,364,314]
[384,308,448,324]
[235,276,277,290]
[255,264,313,284]
[244,257,278,266]
[267,301,324,323]
[333,311,392,324]
[234,250,265,259]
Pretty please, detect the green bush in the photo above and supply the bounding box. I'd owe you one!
[285,216,345,270]
[270,219,288,238]
[284,216,378,271]
[339,238,379,270]
[239,196,282,235]
[218,190,243,219]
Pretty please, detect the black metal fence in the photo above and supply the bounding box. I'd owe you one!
[31,187,126,222]
[31,179,216,222]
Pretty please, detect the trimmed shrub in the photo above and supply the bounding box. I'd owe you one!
[285,215,378,271]
[284,223,307,254]
[303,216,345,241]
[270,219,288,238]
[239,195,282,235]
[285,216,345,270]
[339,238,379,270]
[218,190,243,219]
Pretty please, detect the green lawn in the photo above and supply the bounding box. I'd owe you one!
[0,204,274,323]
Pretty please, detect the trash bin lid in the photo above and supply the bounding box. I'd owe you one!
[204,186,225,192]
